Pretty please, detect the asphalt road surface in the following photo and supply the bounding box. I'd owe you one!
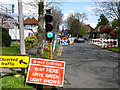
[58,41,119,88]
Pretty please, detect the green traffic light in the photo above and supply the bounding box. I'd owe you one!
[47,32,53,38]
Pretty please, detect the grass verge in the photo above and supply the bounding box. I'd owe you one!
[33,49,50,59]
[0,44,53,59]
[0,71,33,89]
[0,44,20,55]
[106,47,120,52]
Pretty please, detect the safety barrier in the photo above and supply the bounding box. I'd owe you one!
[62,40,68,46]
[44,40,49,50]
[61,37,76,46]
[62,37,68,46]
[68,37,75,45]
[90,38,118,48]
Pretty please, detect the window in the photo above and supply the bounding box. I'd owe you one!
[24,25,32,29]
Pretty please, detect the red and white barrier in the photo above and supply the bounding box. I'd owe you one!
[68,37,75,45]
[90,38,118,48]
[99,44,118,48]
[43,40,49,50]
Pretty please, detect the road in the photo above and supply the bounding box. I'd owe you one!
[58,41,119,88]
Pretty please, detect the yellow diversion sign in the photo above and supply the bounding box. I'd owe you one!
[0,55,30,68]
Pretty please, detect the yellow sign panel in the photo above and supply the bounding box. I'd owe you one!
[0,55,30,68]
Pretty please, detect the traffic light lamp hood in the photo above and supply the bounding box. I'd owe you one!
[46,9,52,14]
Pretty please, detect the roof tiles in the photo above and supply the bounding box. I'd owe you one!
[23,17,38,25]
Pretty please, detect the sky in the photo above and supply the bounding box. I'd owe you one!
[59,2,99,28]
[0,0,101,29]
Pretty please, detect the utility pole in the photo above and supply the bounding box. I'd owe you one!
[18,0,26,55]
[37,0,44,57]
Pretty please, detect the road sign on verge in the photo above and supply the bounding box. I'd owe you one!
[26,58,65,87]
[0,55,30,68]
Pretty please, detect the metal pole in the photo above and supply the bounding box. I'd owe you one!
[48,41,49,59]
[50,42,53,60]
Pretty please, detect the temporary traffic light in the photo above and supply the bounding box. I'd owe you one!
[45,9,54,41]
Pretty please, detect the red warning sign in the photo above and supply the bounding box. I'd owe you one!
[26,58,65,87]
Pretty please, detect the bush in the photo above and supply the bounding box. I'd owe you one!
[101,26,114,34]
[109,30,114,36]
[25,36,37,46]
[1,28,11,47]
[114,29,120,34]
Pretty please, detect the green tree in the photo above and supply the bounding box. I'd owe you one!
[97,14,109,26]
[1,28,11,47]
[112,19,118,29]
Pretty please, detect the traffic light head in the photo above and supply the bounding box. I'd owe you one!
[45,9,54,41]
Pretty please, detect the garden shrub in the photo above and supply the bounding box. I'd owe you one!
[1,28,11,47]
[25,36,38,46]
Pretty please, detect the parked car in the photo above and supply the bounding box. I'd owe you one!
[74,37,77,43]
[84,38,88,41]
[76,37,85,43]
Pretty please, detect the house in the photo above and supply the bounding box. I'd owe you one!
[9,29,34,40]
[89,25,105,39]
[9,17,38,40]
[23,17,38,34]
[85,24,94,38]
[85,24,94,33]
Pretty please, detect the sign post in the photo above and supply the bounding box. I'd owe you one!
[26,58,65,87]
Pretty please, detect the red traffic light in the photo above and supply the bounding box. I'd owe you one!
[45,24,53,32]
[45,15,53,22]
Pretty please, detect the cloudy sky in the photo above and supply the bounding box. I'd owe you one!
[0,0,104,29]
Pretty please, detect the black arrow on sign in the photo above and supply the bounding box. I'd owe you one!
[19,60,27,65]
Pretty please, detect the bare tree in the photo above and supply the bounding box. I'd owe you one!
[75,12,88,23]
[64,14,75,30]
[64,12,88,36]
[51,6,63,32]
